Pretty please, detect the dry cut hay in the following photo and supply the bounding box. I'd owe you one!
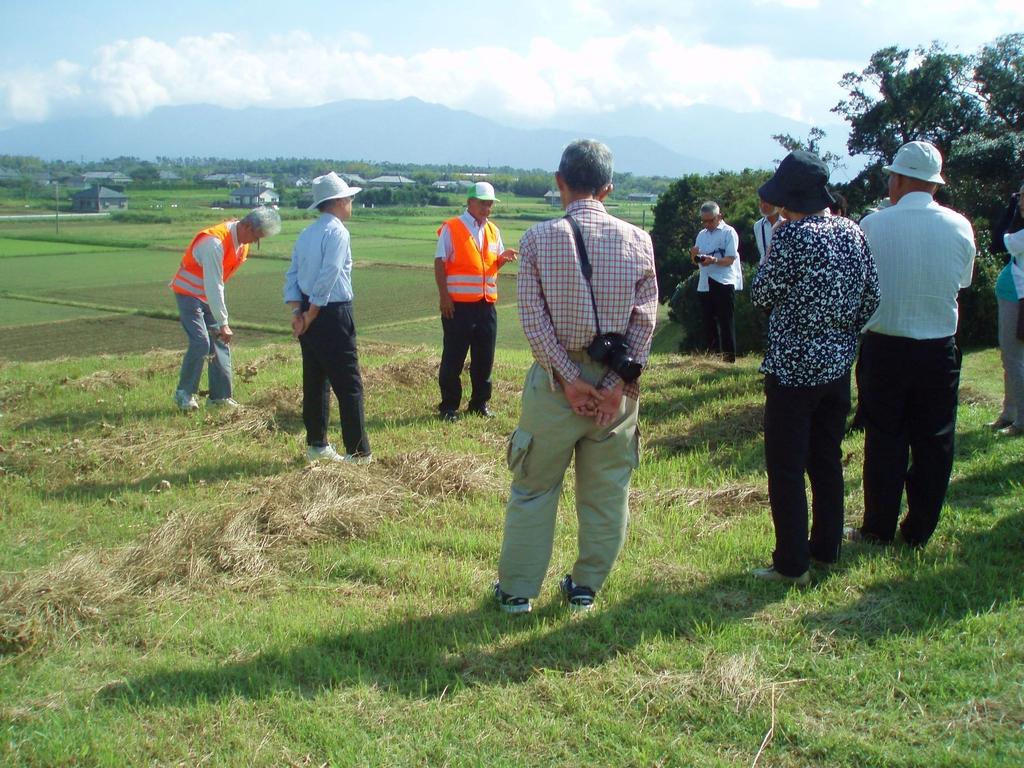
[632,482,769,516]
[0,463,407,653]
[378,448,503,498]
[362,355,441,391]
[86,408,277,479]
[60,369,140,391]
[0,551,135,654]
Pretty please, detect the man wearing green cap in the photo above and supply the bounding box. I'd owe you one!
[434,181,518,422]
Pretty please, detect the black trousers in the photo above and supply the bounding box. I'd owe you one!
[298,301,371,456]
[700,279,736,361]
[438,299,497,413]
[764,372,851,576]
[856,332,960,546]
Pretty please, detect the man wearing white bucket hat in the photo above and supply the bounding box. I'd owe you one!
[434,181,518,422]
[284,172,372,464]
[849,141,976,549]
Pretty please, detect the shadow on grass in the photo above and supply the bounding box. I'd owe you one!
[801,510,1024,640]
[946,426,1024,514]
[103,574,787,705]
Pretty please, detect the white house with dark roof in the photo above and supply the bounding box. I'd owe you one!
[71,186,128,212]
[81,171,132,185]
[229,187,280,207]
[368,175,416,186]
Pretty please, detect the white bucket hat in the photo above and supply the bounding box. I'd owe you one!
[468,181,499,202]
[884,141,946,185]
[308,172,362,209]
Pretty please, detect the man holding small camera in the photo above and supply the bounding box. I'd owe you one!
[691,202,742,362]
[494,139,658,614]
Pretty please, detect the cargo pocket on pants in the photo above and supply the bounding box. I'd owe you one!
[629,424,641,470]
[506,429,533,481]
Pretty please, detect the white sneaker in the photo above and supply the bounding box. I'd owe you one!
[174,390,200,411]
[306,445,373,465]
[307,444,345,463]
[342,453,373,465]
[209,397,240,408]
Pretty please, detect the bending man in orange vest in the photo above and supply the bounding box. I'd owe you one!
[434,182,518,422]
[169,207,281,411]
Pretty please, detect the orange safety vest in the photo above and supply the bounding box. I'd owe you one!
[169,222,248,302]
[440,216,500,303]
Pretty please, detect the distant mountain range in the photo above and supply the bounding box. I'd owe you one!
[0,97,859,178]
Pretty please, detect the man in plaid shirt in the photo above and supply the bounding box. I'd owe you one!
[495,139,658,613]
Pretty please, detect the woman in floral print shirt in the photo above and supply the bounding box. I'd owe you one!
[749,151,880,584]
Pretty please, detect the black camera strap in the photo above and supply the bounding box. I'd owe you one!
[564,214,604,337]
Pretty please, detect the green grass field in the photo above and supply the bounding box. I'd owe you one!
[0,342,1020,766]
[0,198,1020,766]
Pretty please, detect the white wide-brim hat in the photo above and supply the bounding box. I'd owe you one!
[308,172,362,209]
[883,141,946,185]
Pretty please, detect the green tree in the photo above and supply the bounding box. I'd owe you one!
[771,126,844,173]
[512,172,552,198]
[833,43,983,163]
[974,33,1024,132]
[651,169,769,304]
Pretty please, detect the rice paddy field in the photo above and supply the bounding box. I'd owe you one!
[0,192,1021,767]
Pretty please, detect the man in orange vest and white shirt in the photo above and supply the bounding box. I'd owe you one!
[169,206,281,411]
[434,182,518,422]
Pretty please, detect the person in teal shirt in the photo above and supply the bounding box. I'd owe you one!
[990,182,1024,437]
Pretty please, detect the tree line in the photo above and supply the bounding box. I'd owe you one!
[653,33,1023,352]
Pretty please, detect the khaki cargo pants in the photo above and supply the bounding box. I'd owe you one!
[498,360,640,598]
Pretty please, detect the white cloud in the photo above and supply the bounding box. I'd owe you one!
[0,60,83,124]
[0,8,1010,133]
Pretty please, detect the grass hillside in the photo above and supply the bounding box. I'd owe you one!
[0,342,1020,767]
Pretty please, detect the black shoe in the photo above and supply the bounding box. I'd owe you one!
[467,404,494,418]
[494,582,531,614]
[439,410,459,423]
[559,574,596,611]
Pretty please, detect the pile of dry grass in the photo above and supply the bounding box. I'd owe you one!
[60,369,140,391]
[633,482,768,515]
[0,462,405,652]
[1,445,504,652]
[363,355,441,390]
[87,408,277,478]
[378,449,502,498]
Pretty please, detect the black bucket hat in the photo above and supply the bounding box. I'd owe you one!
[758,150,835,214]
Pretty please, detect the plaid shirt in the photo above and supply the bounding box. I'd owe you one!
[517,198,658,399]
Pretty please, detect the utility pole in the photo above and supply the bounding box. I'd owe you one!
[55,180,60,235]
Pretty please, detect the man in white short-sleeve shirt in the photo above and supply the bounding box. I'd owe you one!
[690,201,742,362]
[851,140,976,549]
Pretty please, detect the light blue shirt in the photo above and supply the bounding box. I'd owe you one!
[283,213,354,306]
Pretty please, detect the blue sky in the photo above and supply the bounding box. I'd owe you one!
[0,0,1019,132]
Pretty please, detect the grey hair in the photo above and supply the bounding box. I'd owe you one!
[700,201,720,216]
[241,206,282,237]
[558,139,614,195]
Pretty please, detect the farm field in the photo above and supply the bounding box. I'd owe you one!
[0,195,656,362]
[1,192,1019,766]
[0,201,557,361]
